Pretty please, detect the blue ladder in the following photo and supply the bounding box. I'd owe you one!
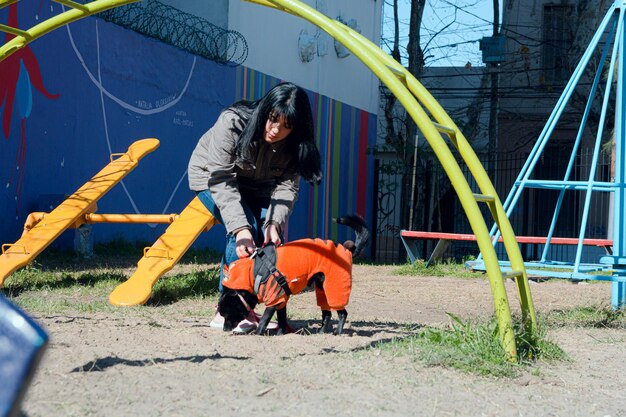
[471,0,626,308]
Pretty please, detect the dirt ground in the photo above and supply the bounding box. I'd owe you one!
[18,264,626,417]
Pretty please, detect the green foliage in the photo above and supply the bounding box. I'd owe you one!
[4,266,124,294]
[372,314,566,378]
[150,269,220,305]
[2,249,221,312]
[179,247,222,265]
[395,259,480,279]
[415,314,517,377]
[513,319,567,364]
[462,254,476,263]
[30,247,78,264]
[541,305,626,329]
[13,296,120,315]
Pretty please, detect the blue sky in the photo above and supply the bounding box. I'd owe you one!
[382,0,502,67]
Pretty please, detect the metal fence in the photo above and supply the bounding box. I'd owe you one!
[372,149,613,264]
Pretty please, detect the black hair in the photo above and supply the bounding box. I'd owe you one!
[230,82,322,185]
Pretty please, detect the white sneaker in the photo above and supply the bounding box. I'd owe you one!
[232,311,259,334]
[209,312,225,329]
[251,311,279,331]
[212,310,280,333]
[233,311,280,333]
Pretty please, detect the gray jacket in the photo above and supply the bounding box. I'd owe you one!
[188,109,300,234]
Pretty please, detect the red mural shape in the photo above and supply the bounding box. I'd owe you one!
[1,4,60,216]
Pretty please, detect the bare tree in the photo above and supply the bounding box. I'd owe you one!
[407,0,427,78]
[567,0,612,136]
[382,0,405,157]
[379,0,483,235]
[487,0,500,176]
[378,0,467,238]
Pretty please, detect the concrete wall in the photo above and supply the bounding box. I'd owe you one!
[499,0,613,117]
[161,0,229,28]
[228,0,382,114]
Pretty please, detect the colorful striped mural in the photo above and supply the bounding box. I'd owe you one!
[235,67,376,244]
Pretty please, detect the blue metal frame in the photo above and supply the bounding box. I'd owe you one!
[606,0,626,306]
[473,1,626,308]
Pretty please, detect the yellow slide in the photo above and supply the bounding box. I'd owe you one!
[108,196,217,306]
[0,138,160,286]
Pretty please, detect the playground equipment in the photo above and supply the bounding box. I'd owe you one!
[0,136,216,306]
[400,231,613,267]
[0,0,537,359]
[237,0,536,360]
[0,138,160,286]
[0,0,140,62]
[108,196,216,306]
[0,0,220,307]
[468,0,626,309]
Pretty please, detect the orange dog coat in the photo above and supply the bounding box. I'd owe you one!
[222,238,353,311]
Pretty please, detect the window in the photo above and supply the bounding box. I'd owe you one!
[542,5,574,85]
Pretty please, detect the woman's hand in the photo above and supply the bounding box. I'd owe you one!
[235,228,256,258]
[263,223,281,246]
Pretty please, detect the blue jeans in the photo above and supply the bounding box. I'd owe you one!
[197,190,268,293]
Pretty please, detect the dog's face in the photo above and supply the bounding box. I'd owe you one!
[217,289,258,331]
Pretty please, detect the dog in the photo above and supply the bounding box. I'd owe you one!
[217,214,369,335]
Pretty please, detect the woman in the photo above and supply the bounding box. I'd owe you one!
[188,82,322,331]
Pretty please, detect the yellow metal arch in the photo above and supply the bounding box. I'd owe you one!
[0,0,140,62]
[245,0,537,359]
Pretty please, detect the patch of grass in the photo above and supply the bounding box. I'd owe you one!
[371,314,566,378]
[2,254,221,312]
[12,294,121,315]
[513,319,567,364]
[179,247,222,265]
[541,305,626,329]
[149,268,220,305]
[3,265,127,313]
[33,247,79,264]
[4,265,125,294]
[395,259,480,279]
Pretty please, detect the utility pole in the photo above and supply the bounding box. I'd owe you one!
[405,0,426,233]
[488,0,500,180]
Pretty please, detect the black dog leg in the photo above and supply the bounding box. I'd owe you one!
[319,310,333,334]
[335,309,348,335]
[275,307,289,335]
[256,307,276,335]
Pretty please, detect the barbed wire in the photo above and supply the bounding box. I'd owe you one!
[95,0,248,66]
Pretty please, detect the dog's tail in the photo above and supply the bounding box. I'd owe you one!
[335,214,370,257]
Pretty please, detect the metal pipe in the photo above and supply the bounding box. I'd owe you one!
[83,213,179,224]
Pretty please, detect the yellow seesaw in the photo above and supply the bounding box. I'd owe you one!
[108,196,216,306]
[0,138,160,286]
[0,136,217,306]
